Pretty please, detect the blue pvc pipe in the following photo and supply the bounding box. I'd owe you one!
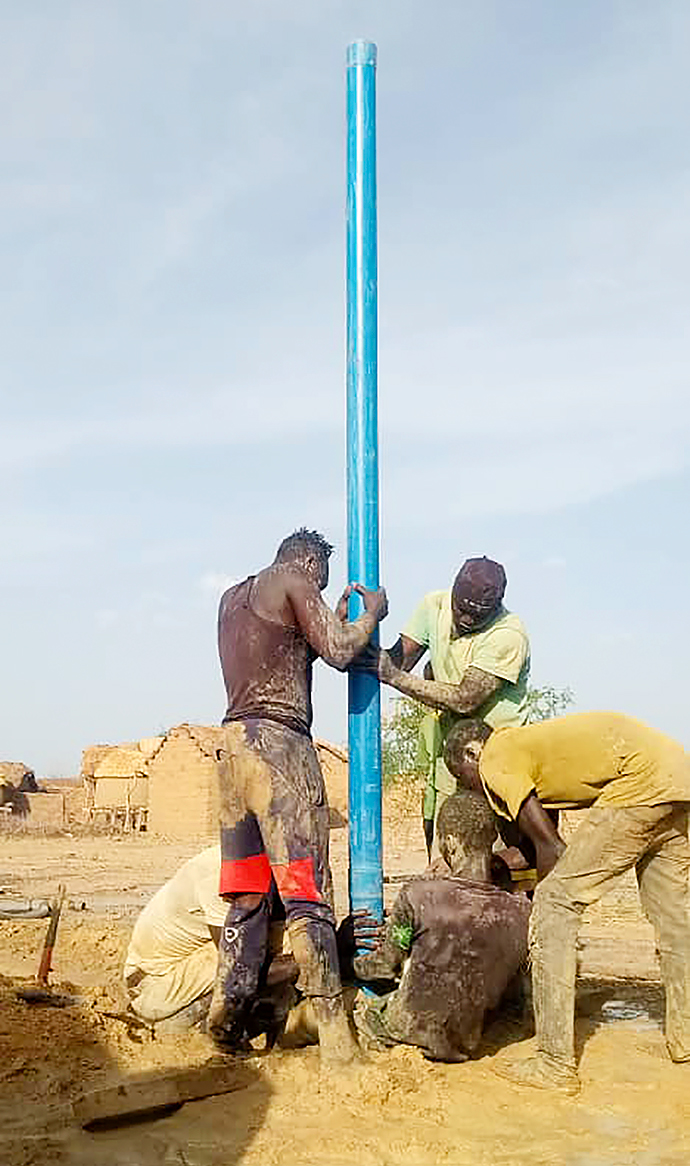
[346,39,383,923]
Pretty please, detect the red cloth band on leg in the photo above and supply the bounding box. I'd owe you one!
[220,853,272,894]
[273,857,322,902]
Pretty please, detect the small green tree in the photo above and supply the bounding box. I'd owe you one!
[524,685,574,723]
[381,685,574,782]
[381,697,427,783]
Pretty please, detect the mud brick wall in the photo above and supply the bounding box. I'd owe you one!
[129,776,149,810]
[315,745,348,829]
[61,786,87,825]
[29,792,66,827]
[147,735,220,838]
[94,778,132,809]
[0,792,66,830]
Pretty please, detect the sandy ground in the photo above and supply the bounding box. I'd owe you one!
[0,810,689,1166]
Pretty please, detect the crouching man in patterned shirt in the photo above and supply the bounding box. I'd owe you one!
[349,790,531,1063]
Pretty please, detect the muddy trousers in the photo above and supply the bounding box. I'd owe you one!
[211,894,341,1043]
[211,719,343,1044]
[529,803,690,1068]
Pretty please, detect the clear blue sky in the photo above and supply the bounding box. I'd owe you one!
[1,3,688,776]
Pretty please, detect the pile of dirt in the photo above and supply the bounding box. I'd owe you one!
[0,917,131,985]
[0,824,686,1166]
[0,974,114,1111]
[0,970,222,1166]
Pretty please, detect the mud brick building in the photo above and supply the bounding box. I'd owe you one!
[80,726,349,837]
[147,725,223,838]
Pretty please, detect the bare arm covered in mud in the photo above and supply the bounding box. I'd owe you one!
[516,794,566,881]
[286,575,388,670]
[352,897,412,983]
[374,653,502,715]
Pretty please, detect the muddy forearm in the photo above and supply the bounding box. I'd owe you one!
[382,665,498,715]
[353,936,404,982]
[353,908,410,981]
[291,576,378,667]
[516,794,566,879]
[387,635,426,673]
[319,610,377,669]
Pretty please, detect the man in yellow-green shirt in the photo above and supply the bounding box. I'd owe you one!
[371,557,530,856]
[445,710,690,1094]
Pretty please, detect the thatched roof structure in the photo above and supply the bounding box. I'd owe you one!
[314,739,347,764]
[82,738,164,783]
[93,748,151,780]
[0,761,34,786]
[81,745,117,781]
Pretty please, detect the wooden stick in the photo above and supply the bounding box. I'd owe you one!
[37,884,66,985]
[72,1062,252,1128]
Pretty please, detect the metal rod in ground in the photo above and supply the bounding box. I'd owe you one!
[345,39,383,923]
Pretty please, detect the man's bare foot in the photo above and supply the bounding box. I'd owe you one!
[352,997,396,1052]
[208,1031,254,1057]
[280,999,319,1049]
[492,1052,580,1096]
[207,1010,253,1056]
[312,995,362,1070]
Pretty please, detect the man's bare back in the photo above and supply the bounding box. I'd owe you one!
[211,529,388,1065]
[219,538,387,737]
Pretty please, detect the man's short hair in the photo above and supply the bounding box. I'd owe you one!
[437,790,497,851]
[276,528,334,565]
[443,718,492,778]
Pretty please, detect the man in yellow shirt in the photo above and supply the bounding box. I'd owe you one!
[372,557,530,856]
[446,711,690,1094]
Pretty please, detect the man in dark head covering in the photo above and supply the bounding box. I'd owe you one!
[451,557,507,635]
[368,554,530,857]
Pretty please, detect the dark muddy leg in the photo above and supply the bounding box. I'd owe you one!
[208,892,270,1051]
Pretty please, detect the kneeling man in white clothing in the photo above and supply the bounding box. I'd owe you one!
[124,845,292,1041]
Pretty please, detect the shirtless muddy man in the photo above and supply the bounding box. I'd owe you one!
[209,528,388,1065]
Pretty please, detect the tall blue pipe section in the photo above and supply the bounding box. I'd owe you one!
[346,40,383,923]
